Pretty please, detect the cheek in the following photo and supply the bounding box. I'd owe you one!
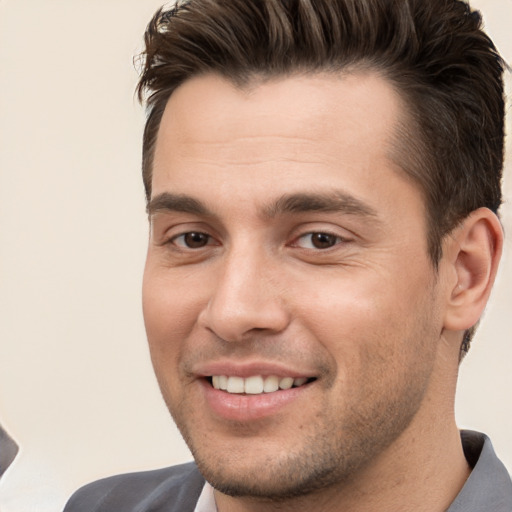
[292,267,433,367]
[142,269,199,363]
[298,278,438,417]
[295,276,399,336]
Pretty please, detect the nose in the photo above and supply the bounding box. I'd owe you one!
[198,247,290,342]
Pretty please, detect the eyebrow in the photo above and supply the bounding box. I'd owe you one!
[147,193,214,217]
[147,190,379,221]
[263,191,379,219]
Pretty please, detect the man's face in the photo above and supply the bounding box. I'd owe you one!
[143,72,449,498]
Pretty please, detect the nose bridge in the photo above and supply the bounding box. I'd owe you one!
[199,239,289,341]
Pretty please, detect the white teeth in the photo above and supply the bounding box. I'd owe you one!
[263,375,279,393]
[210,375,310,394]
[279,377,294,390]
[219,375,228,390]
[245,376,264,394]
[227,376,244,394]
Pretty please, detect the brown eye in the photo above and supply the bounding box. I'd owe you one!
[295,232,342,250]
[310,233,338,249]
[174,232,211,248]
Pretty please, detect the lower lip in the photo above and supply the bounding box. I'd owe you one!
[200,379,311,422]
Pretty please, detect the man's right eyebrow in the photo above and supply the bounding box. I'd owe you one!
[146,193,212,217]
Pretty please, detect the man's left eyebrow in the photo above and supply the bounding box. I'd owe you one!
[263,191,380,220]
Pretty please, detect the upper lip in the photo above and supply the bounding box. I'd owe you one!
[192,360,316,379]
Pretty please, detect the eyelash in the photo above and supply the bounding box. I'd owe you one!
[171,232,216,249]
[292,232,346,250]
[168,230,347,251]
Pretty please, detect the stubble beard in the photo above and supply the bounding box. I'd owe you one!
[154,286,440,503]
[161,363,432,503]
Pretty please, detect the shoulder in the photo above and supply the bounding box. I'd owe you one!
[63,462,205,512]
[448,431,512,512]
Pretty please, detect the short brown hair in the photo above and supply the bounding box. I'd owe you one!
[136,0,506,350]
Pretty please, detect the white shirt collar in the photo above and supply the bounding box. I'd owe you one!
[194,481,217,512]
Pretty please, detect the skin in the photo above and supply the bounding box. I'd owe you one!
[142,72,502,511]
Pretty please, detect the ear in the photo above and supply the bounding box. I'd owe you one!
[443,208,503,332]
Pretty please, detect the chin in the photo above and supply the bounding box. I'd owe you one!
[194,453,346,501]
[187,429,383,502]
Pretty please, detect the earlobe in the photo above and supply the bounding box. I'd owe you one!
[443,208,503,332]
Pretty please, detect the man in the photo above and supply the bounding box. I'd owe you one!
[64,0,512,510]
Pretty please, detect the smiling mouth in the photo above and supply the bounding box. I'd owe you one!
[206,375,316,395]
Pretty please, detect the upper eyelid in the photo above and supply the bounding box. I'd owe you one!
[149,224,214,248]
[156,219,354,243]
[291,232,346,247]
[170,231,217,246]
[156,221,220,241]
[298,229,347,238]
[291,226,353,242]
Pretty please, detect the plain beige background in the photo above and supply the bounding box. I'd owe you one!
[0,1,511,510]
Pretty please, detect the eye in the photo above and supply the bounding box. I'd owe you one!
[172,232,212,249]
[294,232,343,250]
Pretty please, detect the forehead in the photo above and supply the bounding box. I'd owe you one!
[151,71,415,213]
[156,71,402,152]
